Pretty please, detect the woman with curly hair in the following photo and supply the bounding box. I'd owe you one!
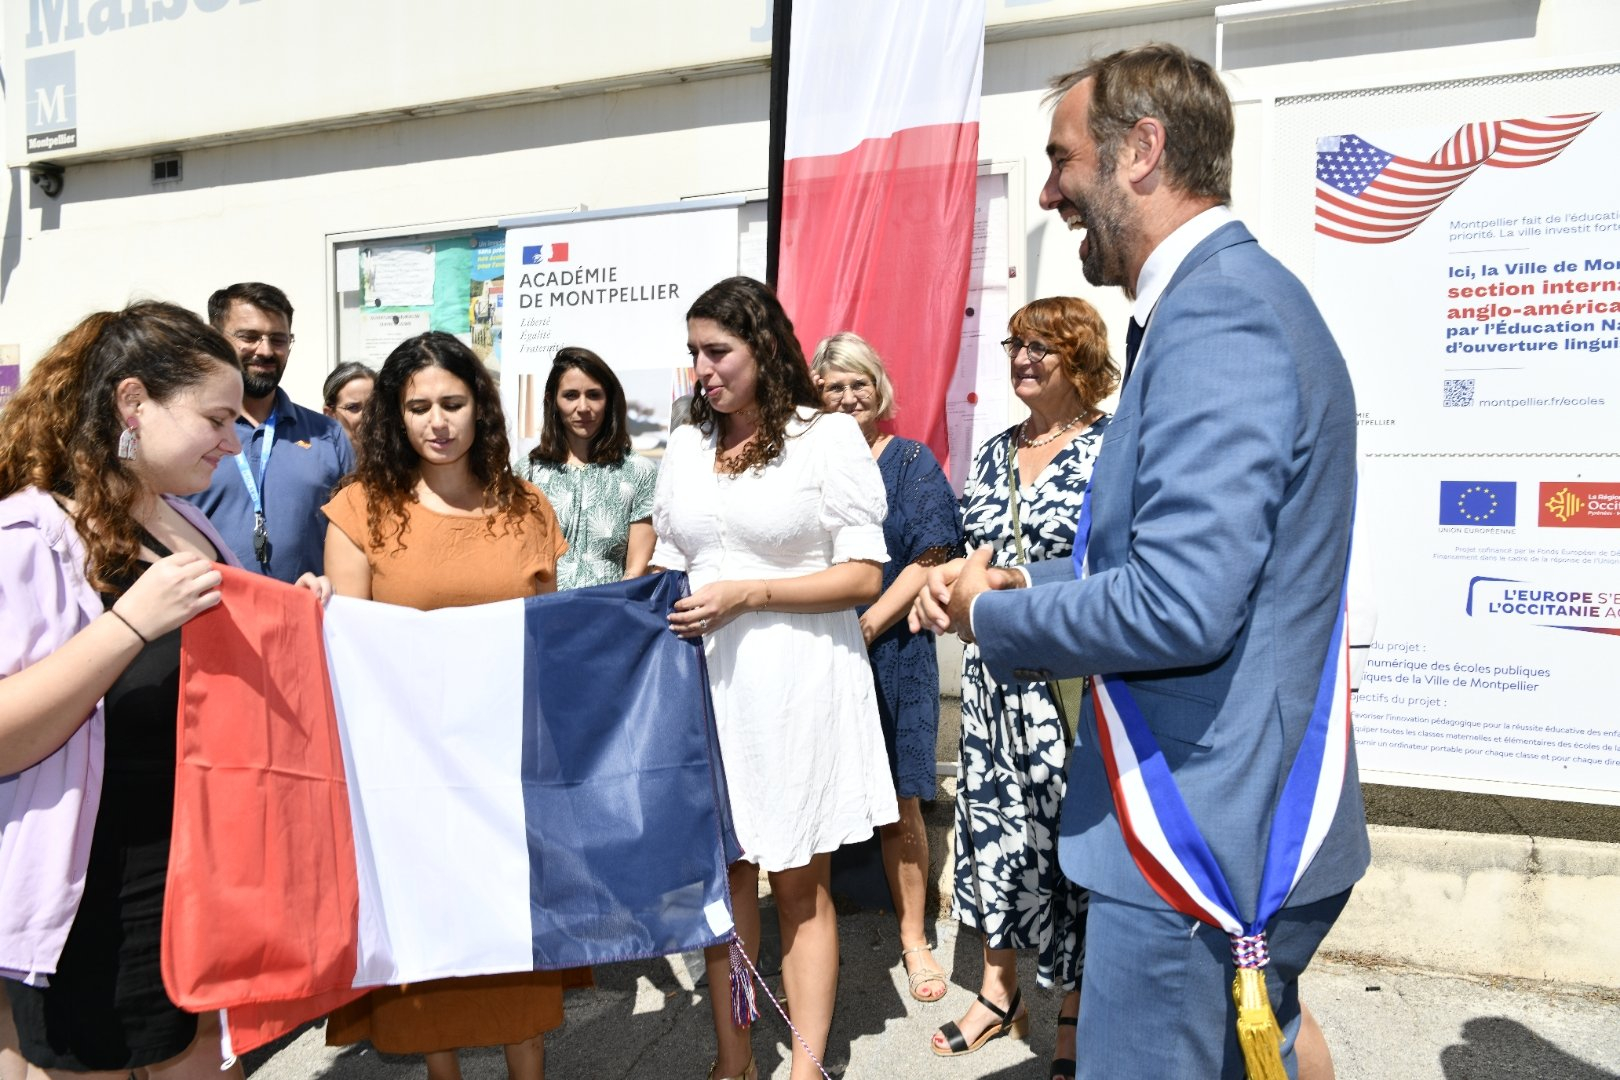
[0,301,321,1079]
[515,346,657,589]
[652,277,897,1080]
[321,331,567,1080]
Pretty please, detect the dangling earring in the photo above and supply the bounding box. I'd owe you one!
[117,417,139,460]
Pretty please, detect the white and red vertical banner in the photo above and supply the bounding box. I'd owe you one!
[776,0,984,470]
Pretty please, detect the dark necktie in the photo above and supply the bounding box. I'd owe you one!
[1123,317,1145,388]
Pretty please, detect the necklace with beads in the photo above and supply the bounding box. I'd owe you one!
[1019,410,1094,448]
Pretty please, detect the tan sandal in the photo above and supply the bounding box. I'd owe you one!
[902,944,949,1003]
[707,1052,757,1080]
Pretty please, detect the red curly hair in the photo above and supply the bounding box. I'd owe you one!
[1008,296,1119,410]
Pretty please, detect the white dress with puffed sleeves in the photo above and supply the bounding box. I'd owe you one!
[652,407,899,871]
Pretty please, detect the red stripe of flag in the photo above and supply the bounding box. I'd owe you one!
[775,0,983,474]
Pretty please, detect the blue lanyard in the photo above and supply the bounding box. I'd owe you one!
[234,412,277,566]
[233,411,278,514]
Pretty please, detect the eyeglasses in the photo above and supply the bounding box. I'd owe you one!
[231,329,295,351]
[820,377,874,400]
[1002,337,1053,361]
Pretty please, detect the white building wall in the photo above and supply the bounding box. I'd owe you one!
[0,0,1614,410]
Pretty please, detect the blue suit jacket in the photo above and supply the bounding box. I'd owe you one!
[975,221,1370,919]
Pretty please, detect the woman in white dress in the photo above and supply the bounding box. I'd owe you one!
[652,277,897,1080]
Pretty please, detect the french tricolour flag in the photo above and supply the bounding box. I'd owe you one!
[167,569,736,1057]
[776,1,983,470]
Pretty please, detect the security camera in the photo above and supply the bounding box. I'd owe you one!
[30,163,64,198]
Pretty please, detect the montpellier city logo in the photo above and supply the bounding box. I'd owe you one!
[1539,482,1620,528]
[24,51,77,154]
[1438,480,1516,526]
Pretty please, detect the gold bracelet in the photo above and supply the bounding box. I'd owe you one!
[763,581,772,610]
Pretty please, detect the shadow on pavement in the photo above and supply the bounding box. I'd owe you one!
[244,909,1069,1079]
[1441,1017,1620,1080]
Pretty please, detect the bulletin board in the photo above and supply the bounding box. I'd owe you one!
[330,224,521,380]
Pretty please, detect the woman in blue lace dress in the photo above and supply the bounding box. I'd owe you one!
[811,333,962,1007]
[929,298,1115,1080]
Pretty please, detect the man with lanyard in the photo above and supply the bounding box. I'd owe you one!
[914,45,1370,1078]
[189,282,355,582]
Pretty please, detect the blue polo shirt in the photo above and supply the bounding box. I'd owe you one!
[187,389,355,582]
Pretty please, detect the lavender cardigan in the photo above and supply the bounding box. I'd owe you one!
[0,487,240,985]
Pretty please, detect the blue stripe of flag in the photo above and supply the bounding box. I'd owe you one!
[519,571,735,969]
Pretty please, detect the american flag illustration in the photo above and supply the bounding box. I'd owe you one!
[1315,112,1601,244]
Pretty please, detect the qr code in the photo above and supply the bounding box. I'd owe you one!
[1443,379,1475,407]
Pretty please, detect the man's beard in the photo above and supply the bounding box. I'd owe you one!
[1076,184,1134,290]
[242,368,281,399]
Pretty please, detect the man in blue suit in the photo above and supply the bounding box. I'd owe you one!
[916,45,1369,1077]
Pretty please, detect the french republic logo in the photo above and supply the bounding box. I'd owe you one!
[520,243,570,266]
[1540,483,1620,528]
[1438,480,1516,525]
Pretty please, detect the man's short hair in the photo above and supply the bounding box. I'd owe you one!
[1048,44,1233,203]
[207,282,294,330]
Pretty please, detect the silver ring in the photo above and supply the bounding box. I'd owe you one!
[697,618,710,629]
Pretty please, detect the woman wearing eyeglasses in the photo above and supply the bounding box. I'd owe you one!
[810,333,961,1009]
[930,298,1114,1080]
[322,362,376,442]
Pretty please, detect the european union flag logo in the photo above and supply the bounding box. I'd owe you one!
[522,245,546,265]
[1439,481,1516,525]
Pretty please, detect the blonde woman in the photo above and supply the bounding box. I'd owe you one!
[811,332,961,1007]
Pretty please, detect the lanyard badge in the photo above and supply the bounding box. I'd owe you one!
[253,511,271,566]
[235,412,278,568]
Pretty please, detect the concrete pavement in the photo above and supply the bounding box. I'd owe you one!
[236,692,1620,1076]
[240,910,1620,1079]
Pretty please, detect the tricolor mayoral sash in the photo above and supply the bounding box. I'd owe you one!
[1072,492,1353,1080]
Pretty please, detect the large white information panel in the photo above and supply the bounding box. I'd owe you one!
[1289,66,1620,803]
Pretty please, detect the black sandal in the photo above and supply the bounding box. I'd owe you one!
[931,989,1028,1057]
[1051,1011,1079,1079]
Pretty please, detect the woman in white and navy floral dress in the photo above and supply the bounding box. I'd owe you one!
[931,297,1116,1080]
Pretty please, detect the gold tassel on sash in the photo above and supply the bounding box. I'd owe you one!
[1232,966,1287,1080]
[1229,932,1287,1080]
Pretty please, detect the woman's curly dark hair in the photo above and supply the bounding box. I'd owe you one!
[685,277,820,474]
[345,331,540,549]
[0,301,239,592]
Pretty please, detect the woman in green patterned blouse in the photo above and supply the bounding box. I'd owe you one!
[515,348,658,589]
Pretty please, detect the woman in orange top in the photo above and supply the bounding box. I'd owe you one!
[321,331,567,1080]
